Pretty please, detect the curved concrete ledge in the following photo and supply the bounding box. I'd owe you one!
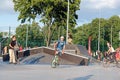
[18,47,89,66]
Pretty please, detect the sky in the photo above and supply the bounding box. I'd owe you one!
[0,0,120,33]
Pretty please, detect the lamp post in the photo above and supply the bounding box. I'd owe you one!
[111,25,113,45]
[9,26,11,44]
[0,43,1,54]
[26,25,28,49]
[66,0,69,44]
[98,9,101,51]
[119,31,120,47]
[103,26,105,52]
[118,16,120,47]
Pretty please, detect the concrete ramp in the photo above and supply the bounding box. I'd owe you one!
[64,44,89,56]
[20,53,74,65]
[18,47,89,65]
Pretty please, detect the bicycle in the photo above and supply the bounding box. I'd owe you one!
[102,52,120,68]
[51,51,61,68]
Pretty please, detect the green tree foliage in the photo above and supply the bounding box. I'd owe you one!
[13,0,81,46]
[0,32,9,51]
[74,15,120,52]
[0,33,2,38]
[15,22,44,48]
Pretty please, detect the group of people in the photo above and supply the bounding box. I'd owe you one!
[3,35,66,65]
[2,35,23,64]
[5,34,119,65]
[5,30,74,65]
[1,34,67,66]
[2,35,25,64]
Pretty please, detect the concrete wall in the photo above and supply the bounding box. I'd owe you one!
[18,47,89,66]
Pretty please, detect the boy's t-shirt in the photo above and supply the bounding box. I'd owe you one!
[57,40,65,50]
[9,40,16,49]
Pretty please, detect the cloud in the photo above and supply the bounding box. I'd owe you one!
[118,15,120,18]
[77,19,91,26]
[77,0,120,26]
[82,0,120,9]
[0,0,14,14]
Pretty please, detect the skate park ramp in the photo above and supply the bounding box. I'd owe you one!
[19,53,75,65]
[18,45,90,66]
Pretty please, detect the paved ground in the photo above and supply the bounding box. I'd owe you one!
[0,57,120,80]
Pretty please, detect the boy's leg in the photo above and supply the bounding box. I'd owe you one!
[56,51,62,65]
[14,50,18,63]
[12,50,16,64]
[9,49,13,63]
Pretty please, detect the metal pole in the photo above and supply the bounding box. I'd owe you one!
[0,43,1,54]
[119,31,120,47]
[103,26,105,52]
[26,25,28,49]
[9,26,11,44]
[66,0,69,44]
[98,9,101,51]
[82,26,83,45]
[111,25,112,45]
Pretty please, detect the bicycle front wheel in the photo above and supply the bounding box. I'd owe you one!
[51,58,57,68]
[116,61,120,68]
[102,58,110,68]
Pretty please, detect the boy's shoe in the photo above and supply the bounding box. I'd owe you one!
[13,63,17,65]
[9,62,12,64]
[57,63,59,66]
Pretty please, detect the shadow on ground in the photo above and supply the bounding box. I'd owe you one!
[68,75,93,80]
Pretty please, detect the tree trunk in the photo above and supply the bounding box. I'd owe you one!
[46,25,51,47]
[44,20,56,47]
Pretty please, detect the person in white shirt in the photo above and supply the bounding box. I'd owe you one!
[107,43,116,62]
[108,45,115,54]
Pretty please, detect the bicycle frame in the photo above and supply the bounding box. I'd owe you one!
[103,52,120,68]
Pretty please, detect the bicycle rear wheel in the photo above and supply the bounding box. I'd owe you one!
[102,58,110,68]
[116,61,120,68]
[51,55,59,68]
[51,58,57,68]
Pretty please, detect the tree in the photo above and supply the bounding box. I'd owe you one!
[15,22,44,47]
[74,15,120,52]
[0,33,2,38]
[13,0,81,46]
[108,16,120,48]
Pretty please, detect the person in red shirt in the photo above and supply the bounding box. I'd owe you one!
[19,45,23,51]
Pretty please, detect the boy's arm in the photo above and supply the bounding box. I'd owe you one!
[62,45,65,54]
[54,42,58,50]
[9,43,14,49]
[107,48,111,54]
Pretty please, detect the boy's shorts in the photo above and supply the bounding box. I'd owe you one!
[56,48,62,56]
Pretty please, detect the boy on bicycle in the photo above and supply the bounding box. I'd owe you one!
[107,42,116,62]
[54,36,66,64]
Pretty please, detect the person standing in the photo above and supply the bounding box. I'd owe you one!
[9,36,19,64]
[3,46,8,54]
[19,45,23,51]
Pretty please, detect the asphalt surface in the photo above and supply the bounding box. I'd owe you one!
[0,57,120,80]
